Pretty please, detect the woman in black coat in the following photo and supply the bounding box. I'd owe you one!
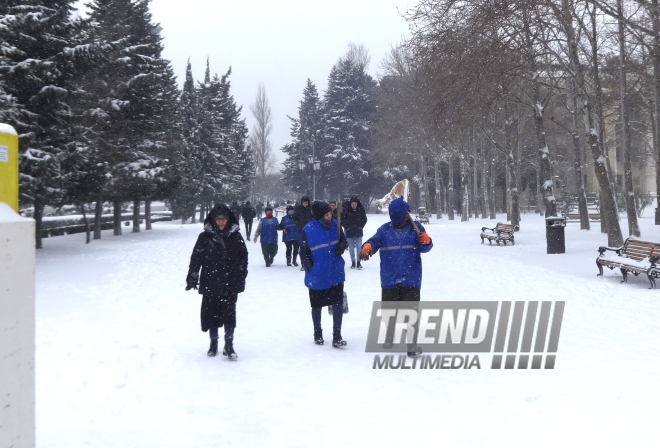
[186,204,248,360]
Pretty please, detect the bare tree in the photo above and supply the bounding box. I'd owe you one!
[248,83,275,199]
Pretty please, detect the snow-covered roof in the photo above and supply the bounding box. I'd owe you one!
[0,123,17,136]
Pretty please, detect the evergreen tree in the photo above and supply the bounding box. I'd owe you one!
[282,79,323,196]
[0,0,85,248]
[321,59,377,197]
[84,0,180,233]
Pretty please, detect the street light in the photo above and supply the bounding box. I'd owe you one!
[299,157,321,201]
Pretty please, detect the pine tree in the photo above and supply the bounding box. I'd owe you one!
[0,0,86,248]
[322,59,377,197]
[282,79,323,196]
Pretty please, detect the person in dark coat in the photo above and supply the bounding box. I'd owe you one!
[186,204,248,360]
[231,200,242,220]
[253,207,279,266]
[329,200,337,219]
[277,205,299,266]
[341,196,368,269]
[292,196,314,270]
[256,202,263,219]
[360,197,432,357]
[299,201,349,347]
[241,201,256,239]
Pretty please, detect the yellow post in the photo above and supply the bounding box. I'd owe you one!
[0,123,19,213]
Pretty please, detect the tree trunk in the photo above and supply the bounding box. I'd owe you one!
[489,152,496,219]
[199,202,205,223]
[113,200,122,236]
[79,204,91,244]
[617,0,641,236]
[504,104,520,227]
[132,199,140,233]
[482,145,489,219]
[461,155,469,222]
[571,91,590,230]
[654,0,660,224]
[93,195,102,240]
[447,155,455,220]
[145,200,152,230]
[190,205,196,224]
[34,199,43,249]
[434,159,442,219]
[420,154,430,211]
[589,2,612,234]
[560,0,623,246]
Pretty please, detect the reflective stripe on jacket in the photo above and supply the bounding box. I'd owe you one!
[301,219,345,290]
[258,217,279,244]
[366,220,433,289]
[280,216,298,242]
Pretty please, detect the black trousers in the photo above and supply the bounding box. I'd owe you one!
[381,285,420,302]
[285,240,299,263]
[244,220,253,238]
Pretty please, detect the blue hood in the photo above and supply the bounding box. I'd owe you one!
[388,197,409,224]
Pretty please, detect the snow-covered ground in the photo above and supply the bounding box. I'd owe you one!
[35,211,660,447]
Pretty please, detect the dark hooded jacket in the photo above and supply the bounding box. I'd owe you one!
[341,198,368,238]
[241,201,256,221]
[292,196,314,232]
[186,204,248,296]
[230,201,242,219]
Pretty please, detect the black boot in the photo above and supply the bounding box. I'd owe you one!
[357,261,362,269]
[207,338,218,357]
[287,257,291,266]
[223,339,237,360]
[292,259,299,266]
[332,331,347,348]
[314,329,324,345]
[264,255,270,267]
[351,261,356,269]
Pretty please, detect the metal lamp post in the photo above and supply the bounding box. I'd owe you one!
[300,157,321,201]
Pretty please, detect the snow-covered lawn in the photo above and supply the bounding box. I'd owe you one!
[35,212,660,447]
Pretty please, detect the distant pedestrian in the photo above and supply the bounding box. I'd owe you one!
[277,205,299,266]
[300,201,349,347]
[341,196,368,269]
[185,204,247,360]
[253,207,279,267]
[241,201,256,239]
[292,196,314,271]
[329,200,337,219]
[256,202,263,219]
[231,200,242,220]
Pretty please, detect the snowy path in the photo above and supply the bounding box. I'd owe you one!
[35,213,660,447]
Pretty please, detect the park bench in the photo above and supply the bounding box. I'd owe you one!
[480,222,519,246]
[596,237,660,289]
[564,213,600,223]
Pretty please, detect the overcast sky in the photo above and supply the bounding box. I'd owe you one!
[76,0,416,169]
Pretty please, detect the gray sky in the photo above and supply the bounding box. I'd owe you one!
[76,0,415,168]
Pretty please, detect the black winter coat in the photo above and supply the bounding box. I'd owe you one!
[242,205,256,221]
[187,205,248,297]
[292,202,314,231]
[341,201,368,238]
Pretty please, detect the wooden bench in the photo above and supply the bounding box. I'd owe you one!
[597,237,660,289]
[564,213,600,222]
[480,222,519,246]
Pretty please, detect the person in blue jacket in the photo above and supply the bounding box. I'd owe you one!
[252,207,279,267]
[360,197,433,355]
[299,201,349,347]
[277,205,299,266]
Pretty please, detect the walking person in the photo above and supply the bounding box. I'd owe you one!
[300,201,349,347]
[292,196,314,271]
[341,196,368,269]
[241,201,256,239]
[329,200,338,219]
[253,207,279,267]
[231,200,242,220]
[359,197,433,357]
[256,202,263,219]
[185,204,248,360]
[277,205,299,266]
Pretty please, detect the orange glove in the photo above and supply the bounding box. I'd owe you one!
[418,232,431,245]
[360,243,373,261]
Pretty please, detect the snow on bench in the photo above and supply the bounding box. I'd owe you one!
[596,237,660,289]
[480,222,518,246]
[564,213,600,222]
